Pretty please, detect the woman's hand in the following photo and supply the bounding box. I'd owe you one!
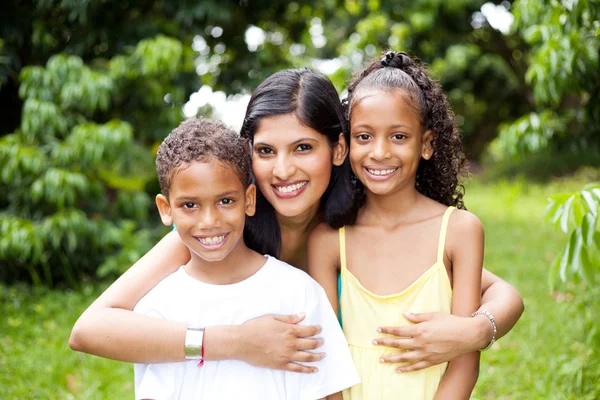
[373,312,492,372]
[234,313,325,373]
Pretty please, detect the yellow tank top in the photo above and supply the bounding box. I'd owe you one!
[339,207,454,400]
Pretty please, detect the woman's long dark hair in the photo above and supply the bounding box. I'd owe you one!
[241,69,357,257]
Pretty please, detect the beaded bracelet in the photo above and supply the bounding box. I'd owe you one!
[471,310,497,351]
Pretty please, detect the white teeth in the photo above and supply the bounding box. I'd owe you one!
[198,235,225,245]
[275,181,307,193]
[367,168,397,176]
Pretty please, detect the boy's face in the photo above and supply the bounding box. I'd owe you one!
[156,159,256,263]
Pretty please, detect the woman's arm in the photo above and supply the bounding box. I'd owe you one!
[433,211,482,400]
[373,257,524,372]
[70,231,325,371]
[307,223,341,314]
[69,231,191,361]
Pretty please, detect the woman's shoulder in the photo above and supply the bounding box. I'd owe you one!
[308,222,340,250]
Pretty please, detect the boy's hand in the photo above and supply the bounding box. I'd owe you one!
[238,313,325,373]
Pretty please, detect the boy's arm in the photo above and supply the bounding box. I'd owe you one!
[433,211,483,400]
[70,231,324,370]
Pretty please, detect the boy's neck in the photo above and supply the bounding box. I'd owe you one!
[184,242,264,285]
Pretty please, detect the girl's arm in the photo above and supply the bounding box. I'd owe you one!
[70,231,324,372]
[374,266,523,372]
[433,211,483,400]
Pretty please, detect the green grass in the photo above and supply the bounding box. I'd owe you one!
[1,175,599,399]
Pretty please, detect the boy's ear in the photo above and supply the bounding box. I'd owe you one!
[332,132,349,167]
[245,184,257,217]
[156,194,173,226]
[421,129,435,160]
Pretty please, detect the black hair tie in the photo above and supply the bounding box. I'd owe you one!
[381,51,411,69]
[381,51,395,67]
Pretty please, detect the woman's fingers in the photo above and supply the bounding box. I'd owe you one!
[379,350,420,364]
[284,362,319,373]
[292,324,322,338]
[295,337,324,351]
[396,360,432,373]
[291,350,326,363]
[377,325,418,338]
[373,336,416,350]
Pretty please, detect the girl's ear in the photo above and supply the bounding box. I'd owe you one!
[156,194,173,226]
[332,132,349,166]
[421,129,435,160]
[245,184,257,217]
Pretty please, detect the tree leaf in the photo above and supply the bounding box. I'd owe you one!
[581,213,597,247]
[581,190,598,216]
[560,195,575,233]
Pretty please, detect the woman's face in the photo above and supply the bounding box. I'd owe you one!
[251,113,343,220]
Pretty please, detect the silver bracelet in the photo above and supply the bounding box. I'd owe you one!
[471,310,497,351]
[184,327,205,360]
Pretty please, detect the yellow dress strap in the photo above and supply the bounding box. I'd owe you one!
[437,207,456,263]
[338,226,347,272]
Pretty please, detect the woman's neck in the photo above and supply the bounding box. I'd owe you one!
[276,202,321,272]
[276,201,321,233]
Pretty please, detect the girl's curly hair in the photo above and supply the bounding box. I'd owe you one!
[343,51,468,209]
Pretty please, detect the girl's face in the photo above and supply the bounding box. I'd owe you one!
[252,113,346,220]
[349,90,433,196]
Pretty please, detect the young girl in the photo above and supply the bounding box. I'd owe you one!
[308,51,484,399]
[71,68,521,380]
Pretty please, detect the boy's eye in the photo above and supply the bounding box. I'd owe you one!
[295,143,312,152]
[219,198,234,205]
[183,202,197,209]
[256,147,273,155]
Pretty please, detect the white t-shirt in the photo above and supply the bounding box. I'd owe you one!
[133,255,360,400]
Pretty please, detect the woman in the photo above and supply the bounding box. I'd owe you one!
[70,69,523,374]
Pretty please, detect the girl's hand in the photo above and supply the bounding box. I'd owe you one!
[237,313,325,373]
[373,312,492,372]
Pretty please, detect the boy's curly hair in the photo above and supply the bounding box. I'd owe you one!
[344,51,468,209]
[156,117,251,198]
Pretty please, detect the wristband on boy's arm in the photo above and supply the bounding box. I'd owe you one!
[185,327,205,367]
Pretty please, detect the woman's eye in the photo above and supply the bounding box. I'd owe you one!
[257,147,273,155]
[295,143,312,152]
[219,198,233,205]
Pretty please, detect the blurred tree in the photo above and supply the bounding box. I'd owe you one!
[490,0,599,159]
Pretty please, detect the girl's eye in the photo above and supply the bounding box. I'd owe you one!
[356,134,371,141]
[219,198,234,205]
[257,147,273,155]
[295,143,312,152]
[393,134,407,140]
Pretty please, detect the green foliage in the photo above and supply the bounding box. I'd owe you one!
[0,36,187,285]
[546,183,600,289]
[492,0,600,160]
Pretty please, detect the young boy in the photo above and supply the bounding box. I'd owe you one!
[133,118,359,399]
